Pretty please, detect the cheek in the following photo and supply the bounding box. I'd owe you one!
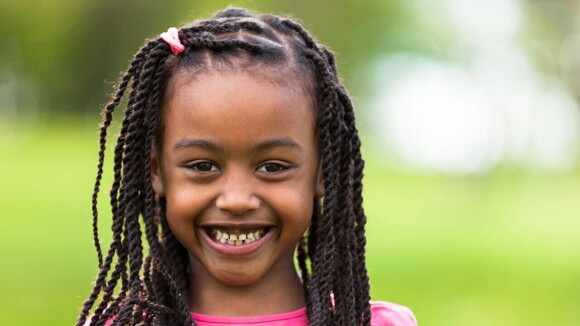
[273,183,314,232]
[164,185,209,247]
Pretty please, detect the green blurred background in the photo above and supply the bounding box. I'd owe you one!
[1,0,579,325]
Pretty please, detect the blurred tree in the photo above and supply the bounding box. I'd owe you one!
[0,0,414,115]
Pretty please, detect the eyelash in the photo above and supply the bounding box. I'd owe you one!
[256,162,290,173]
[185,161,291,174]
[187,161,219,173]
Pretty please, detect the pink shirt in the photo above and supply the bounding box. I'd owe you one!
[90,301,417,326]
[190,301,417,326]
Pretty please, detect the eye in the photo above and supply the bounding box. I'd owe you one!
[257,162,288,173]
[188,161,219,172]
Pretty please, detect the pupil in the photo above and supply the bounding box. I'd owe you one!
[197,162,212,171]
[265,163,280,172]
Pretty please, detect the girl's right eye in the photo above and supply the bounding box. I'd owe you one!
[187,161,219,172]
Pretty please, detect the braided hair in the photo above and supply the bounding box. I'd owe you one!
[77,7,370,326]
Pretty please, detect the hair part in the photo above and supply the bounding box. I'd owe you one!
[78,6,370,326]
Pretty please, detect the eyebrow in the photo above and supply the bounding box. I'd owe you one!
[173,137,303,152]
[173,138,224,152]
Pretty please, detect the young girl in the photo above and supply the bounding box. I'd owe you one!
[77,7,417,326]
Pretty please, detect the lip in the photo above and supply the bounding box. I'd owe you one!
[198,221,277,229]
[199,226,275,256]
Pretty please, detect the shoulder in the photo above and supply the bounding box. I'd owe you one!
[370,301,418,326]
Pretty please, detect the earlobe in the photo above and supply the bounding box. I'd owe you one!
[151,151,166,197]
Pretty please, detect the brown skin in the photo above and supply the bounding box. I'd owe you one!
[151,71,323,316]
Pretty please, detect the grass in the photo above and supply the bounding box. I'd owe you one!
[0,118,578,325]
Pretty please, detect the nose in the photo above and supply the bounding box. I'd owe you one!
[215,173,260,215]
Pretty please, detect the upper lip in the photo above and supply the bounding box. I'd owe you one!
[198,221,277,229]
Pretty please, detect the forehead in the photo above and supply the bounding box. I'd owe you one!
[162,71,317,151]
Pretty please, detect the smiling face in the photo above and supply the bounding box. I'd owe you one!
[151,71,323,287]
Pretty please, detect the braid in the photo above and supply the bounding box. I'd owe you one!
[90,42,156,269]
[143,62,193,325]
[88,68,145,325]
[339,86,372,324]
[272,17,371,325]
[79,7,370,326]
[77,52,144,326]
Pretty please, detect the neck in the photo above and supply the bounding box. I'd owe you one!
[187,249,306,316]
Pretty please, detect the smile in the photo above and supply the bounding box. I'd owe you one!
[199,225,274,256]
[211,227,267,245]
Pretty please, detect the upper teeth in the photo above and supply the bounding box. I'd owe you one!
[213,227,266,245]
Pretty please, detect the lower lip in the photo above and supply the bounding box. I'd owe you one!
[199,228,274,256]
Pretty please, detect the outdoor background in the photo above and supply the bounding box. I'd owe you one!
[1,0,579,325]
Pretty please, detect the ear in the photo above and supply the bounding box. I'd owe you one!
[315,162,324,199]
[151,150,166,197]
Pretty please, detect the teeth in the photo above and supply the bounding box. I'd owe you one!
[211,227,267,246]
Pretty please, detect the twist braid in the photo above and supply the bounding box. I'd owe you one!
[90,42,156,269]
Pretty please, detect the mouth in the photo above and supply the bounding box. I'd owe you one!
[208,226,269,245]
[198,225,275,256]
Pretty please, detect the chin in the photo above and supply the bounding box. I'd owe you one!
[214,270,263,286]
[207,256,270,286]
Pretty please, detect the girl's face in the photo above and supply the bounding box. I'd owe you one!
[152,71,323,286]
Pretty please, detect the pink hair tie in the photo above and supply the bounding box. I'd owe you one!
[160,27,185,55]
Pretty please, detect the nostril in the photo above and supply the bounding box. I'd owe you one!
[215,193,260,214]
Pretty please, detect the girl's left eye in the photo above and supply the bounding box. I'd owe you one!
[257,163,288,173]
